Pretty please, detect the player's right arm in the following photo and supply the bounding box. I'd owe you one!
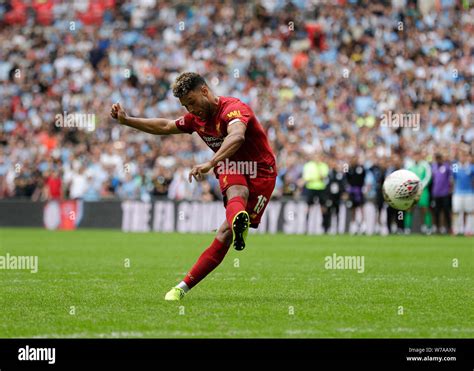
[110,103,182,135]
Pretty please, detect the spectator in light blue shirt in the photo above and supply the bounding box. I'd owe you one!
[452,151,474,235]
[118,174,141,200]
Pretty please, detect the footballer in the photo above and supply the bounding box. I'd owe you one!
[110,72,277,301]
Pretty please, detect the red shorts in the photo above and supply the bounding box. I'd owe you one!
[219,174,276,228]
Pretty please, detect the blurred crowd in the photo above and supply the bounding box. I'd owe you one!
[0,0,473,233]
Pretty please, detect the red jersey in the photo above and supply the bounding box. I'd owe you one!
[175,96,277,178]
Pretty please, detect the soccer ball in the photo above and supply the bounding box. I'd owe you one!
[382,169,423,211]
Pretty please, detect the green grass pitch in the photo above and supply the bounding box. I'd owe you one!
[0,228,472,338]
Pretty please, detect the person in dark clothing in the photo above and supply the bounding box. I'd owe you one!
[345,156,366,234]
[370,158,387,233]
[324,158,346,233]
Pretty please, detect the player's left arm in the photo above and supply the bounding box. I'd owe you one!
[188,121,246,182]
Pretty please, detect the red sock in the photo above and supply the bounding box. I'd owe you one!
[183,238,231,289]
[225,196,247,227]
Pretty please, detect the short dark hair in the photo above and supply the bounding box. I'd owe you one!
[172,72,207,98]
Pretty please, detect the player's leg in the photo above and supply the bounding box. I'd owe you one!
[452,194,461,235]
[323,198,334,233]
[465,194,474,236]
[319,191,330,233]
[404,210,413,233]
[335,202,341,234]
[348,187,363,234]
[419,189,432,234]
[353,205,364,234]
[225,184,250,251]
[376,197,384,234]
[433,197,441,233]
[443,195,452,234]
[386,206,394,234]
[463,212,470,236]
[465,211,473,236]
[438,196,448,233]
[165,220,232,301]
[358,191,366,234]
[424,208,432,234]
[304,188,315,234]
[331,198,340,234]
[224,175,276,250]
[218,174,250,250]
[453,211,461,235]
[396,210,404,233]
[245,176,276,229]
[347,191,356,234]
[350,203,356,224]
